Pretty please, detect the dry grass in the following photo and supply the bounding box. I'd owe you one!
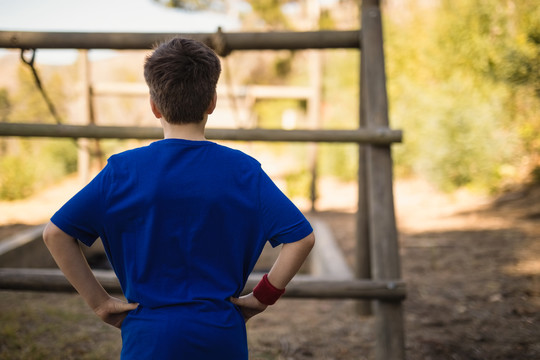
[0,291,121,360]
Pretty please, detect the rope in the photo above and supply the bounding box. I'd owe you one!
[20,48,64,125]
[19,48,104,165]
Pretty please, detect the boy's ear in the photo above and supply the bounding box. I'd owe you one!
[150,99,162,119]
[206,92,217,115]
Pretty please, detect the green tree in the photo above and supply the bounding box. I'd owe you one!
[11,65,67,124]
[385,0,540,192]
[0,63,77,200]
[249,0,290,29]
[0,88,12,156]
[0,88,10,121]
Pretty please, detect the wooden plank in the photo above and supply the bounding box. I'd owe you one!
[361,0,406,359]
[0,123,402,144]
[0,225,45,256]
[0,268,406,300]
[310,219,354,279]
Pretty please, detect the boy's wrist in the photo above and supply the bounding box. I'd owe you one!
[253,274,285,305]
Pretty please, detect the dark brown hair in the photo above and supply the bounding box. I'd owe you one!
[144,37,221,124]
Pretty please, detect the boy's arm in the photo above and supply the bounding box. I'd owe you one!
[231,231,315,321]
[42,222,138,328]
[266,231,315,289]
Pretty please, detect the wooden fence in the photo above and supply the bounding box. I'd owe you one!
[0,1,405,359]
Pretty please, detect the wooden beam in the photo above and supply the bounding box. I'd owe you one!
[0,268,406,300]
[356,27,372,316]
[0,123,402,144]
[0,30,361,53]
[361,0,406,359]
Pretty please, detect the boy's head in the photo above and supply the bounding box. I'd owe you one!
[144,37,222,125]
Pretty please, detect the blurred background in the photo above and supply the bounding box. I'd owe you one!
[1,1,539,359]
[0,0,537,206]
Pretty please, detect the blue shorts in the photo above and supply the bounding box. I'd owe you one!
[120,304,248,360]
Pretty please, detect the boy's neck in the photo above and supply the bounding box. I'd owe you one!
[160,118,207,141]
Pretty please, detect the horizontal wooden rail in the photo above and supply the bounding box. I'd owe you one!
[0,30,361,54]
[0,123,402,144]
[0,268,406,300]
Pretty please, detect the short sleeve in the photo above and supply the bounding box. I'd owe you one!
[259,169,313,247]
[50,164,113,247]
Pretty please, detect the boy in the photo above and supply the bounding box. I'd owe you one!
[43,37,315,359]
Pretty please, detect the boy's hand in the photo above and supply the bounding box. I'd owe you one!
[230,293,268,322]
[93,296,139,329]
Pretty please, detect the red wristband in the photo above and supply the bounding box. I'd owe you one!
[253,274,285,305]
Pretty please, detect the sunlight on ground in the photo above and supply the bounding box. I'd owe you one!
[293,177,358,214]
[394,178,498,233]
[505,259,540,276]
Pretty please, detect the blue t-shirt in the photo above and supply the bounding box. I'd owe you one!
[51,139,313,359]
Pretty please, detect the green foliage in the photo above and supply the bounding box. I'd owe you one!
[243,51,301,86]
[43,139,79,175]
[11,65,68,124]
[284,168,312,199]
[531,166,540,184]
[249,0,290,29]
[253,98,303,128]
[0,61,77,200]
[273,54,293,78]
[384,0,540,192]
[316,50,359,183]
[318,143,358,182]
[319,9,336,30]
[0,88,11,121]
[0,155,36,200]
[0,139,78,201]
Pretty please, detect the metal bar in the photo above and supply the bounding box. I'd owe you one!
[0,268,406,300]
[0,30,361,53]
[0,123,402,144]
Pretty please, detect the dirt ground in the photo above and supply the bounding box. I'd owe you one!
[0,177,539,359]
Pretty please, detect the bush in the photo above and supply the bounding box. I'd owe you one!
[0,155,37,200]
[0,139,78,201]
[43,140,78,175]
[318,144,358,183]
[284,169,312,199]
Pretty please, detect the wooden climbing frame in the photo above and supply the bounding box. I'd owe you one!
[0,1,405,358]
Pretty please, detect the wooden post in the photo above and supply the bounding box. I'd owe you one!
[308,50,322,212]
[356,25,372,315]
[307,0,322,212]
[361,1,406,359]
[77,50,91,184]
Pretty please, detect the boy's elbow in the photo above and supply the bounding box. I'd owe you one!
[42,222,70,248]
[42,222,54,247]
[303,232,315,250]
